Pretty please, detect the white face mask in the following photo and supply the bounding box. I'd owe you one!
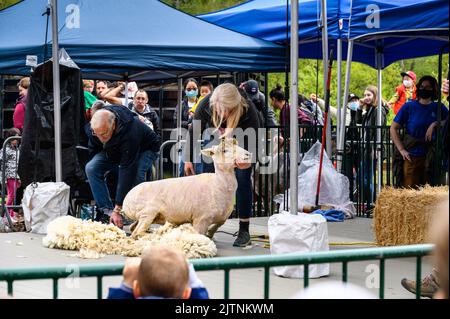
[403,80,412,88]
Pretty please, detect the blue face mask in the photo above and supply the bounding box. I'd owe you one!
[185,89,198,98]
[348,101,360,111]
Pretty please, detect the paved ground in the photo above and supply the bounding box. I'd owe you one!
[0,217,433,299]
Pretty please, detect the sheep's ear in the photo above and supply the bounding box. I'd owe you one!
[201,148,215,157]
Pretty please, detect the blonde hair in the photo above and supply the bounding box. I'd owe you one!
[211,83,248,137]
[17,77,30,89]
[83,79,94,88]
[138,246,189,298]
[364,85,379,107]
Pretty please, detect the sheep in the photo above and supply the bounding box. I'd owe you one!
[122,138,252,239]
[43,215,217,259]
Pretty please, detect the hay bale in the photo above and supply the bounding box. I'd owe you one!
[374,185,448,246]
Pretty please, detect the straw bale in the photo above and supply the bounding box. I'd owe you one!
[374,185,448,246]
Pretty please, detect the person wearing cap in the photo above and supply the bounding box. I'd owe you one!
[242,80,278,127]
[347,93,362,124]
[388,71,417,115]
[341,93,363,201]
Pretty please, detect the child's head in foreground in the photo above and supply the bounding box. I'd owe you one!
[133,245,191,299]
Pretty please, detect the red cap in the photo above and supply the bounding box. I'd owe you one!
[401,71,417,83]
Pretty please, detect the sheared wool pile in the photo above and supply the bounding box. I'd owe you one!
[43,216,217,259]
[374,185,449,246]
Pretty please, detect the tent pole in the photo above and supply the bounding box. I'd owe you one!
[320,0,331,158]
[376,50,383,196]
[51,0,62,182]
[336,38,342,155]
[177,78,183,178]
[124,79,129,107]
[337,40,353,173]
[289,0,299,215]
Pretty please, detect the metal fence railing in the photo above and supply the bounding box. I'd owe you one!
[0,244,434,299]
[154,125,429,218]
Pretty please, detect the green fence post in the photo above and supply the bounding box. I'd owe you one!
[97,276,103,299]
[7,280,13,296]
[303,265,309,288]
[342,262,348,282]
[416,256,422,300]
[379,259,385,299]
[264,266,270,299]
[224,269,230,299]
[53,278,58,299]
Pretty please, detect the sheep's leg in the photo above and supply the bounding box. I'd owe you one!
[206,221,225,239]
[131,209,158,239]
[129,221,138,233]
[192,218,211,235]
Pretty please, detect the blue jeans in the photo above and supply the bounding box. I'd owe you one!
[136,150,159,184]
[85,151,117,212]
[235,167,253,219]
[361,155,374,204]
[86,151,153,212]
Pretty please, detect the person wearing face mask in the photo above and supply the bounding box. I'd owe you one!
[390,76,449,188]
[347,93,363,126]
[189,80,214,115]
[173,78,199,130]
[388,71,417,115]
[175,78,199,177]
[341,93,362,201]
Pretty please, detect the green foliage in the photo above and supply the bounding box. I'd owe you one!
[161,0,246,15]
[0,0,18,10]
[268,55,449,111]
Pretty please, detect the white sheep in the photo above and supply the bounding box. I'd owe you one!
[123,138,252,239]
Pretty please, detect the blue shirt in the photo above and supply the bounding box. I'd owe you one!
[394,100,449,157]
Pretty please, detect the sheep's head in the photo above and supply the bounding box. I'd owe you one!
[201,138,252,171]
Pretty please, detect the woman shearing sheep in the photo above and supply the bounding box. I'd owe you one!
[184,83,261,247]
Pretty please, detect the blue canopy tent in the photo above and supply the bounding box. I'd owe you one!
[199,0,343,61]
[199,0,448,68]
[0,0,288,181]
[0,0,286,79]
[200,0,449,204]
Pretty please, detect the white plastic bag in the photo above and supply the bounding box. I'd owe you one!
[268,211,329,278]
[275,142,356,218]
[22,182,70,234]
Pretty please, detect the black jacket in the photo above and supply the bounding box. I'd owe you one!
[186,93,261,161]
[173,99,193,129]
[361,104,389,155]
[129,103,160,137]
[87,105,161,205]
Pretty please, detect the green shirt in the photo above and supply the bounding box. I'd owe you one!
[84,91,97,110]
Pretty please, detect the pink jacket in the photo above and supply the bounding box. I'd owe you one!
[13,96,26,131]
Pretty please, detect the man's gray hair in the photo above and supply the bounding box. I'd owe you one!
[91,109,115,130]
